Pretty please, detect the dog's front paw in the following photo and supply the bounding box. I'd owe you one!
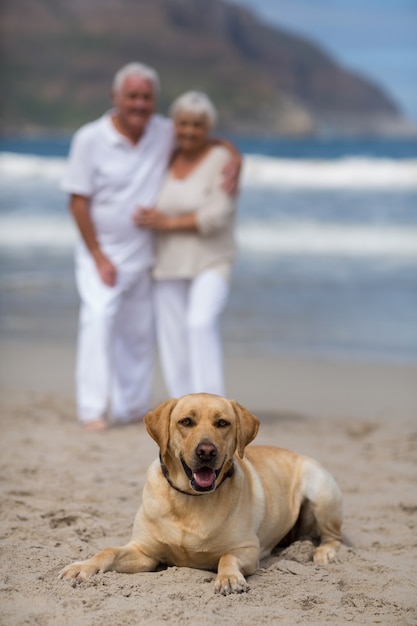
[58,560,100,581]
[214,572,248,595]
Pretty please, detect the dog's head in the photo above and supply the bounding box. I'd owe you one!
[144,393,259,495]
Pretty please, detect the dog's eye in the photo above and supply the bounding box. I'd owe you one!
[216,419,230,428]
[179,417,194,427]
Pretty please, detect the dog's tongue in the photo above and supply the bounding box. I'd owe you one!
[193,467,216,488]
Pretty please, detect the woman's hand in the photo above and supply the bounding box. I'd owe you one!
[133,207,167,229]
[133,207,198,232]
[211,139,242,196]
[221,152,242,196]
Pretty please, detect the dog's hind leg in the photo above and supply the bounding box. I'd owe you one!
[300,458,343,564]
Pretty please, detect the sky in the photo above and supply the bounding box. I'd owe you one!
[227,0,417,124]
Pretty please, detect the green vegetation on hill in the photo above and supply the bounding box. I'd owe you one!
[1,0,412,136]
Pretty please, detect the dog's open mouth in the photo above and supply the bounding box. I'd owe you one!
[181,459,221,492]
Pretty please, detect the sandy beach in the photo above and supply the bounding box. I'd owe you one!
[1,336,416,625]
[1,106,417,626]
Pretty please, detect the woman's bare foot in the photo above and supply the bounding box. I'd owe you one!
[82,419,107,432]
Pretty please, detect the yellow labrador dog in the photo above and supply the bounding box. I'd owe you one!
[59,393,343,594]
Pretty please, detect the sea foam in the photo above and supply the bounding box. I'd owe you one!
[242,155,417,189]
[238,221,417,258]
[1,212,417,260]
[1,151,416,260]
[1,152,417,189]
[0,152,66,180]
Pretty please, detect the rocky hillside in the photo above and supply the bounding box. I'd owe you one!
[1,0,413,135]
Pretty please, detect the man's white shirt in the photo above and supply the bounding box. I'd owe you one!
[62,112,175,272]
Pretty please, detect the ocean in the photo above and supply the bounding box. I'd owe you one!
[1,135,417,363]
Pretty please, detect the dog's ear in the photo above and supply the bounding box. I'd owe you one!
[231,401,260,458]
[144,398,178,457]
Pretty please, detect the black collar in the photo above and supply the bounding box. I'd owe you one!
[159,454,234,497]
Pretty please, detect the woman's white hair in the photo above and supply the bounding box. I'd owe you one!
[169,91,218,129]
[112,62,160,95]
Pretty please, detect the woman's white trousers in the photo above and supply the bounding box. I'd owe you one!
[154,269,229,398]
[75,260,154,423]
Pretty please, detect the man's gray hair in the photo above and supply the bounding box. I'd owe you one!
[112,62,160,94]
[169,91,218,129]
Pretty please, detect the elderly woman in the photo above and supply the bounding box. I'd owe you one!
[136,91,237,398]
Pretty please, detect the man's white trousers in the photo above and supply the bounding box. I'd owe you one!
[75,259,154,424]
[154,269,229,398]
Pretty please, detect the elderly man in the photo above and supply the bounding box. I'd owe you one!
[62,62,239,431]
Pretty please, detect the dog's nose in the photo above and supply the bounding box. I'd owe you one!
[195,441,217,462]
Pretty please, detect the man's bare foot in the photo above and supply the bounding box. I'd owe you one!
[82,419,107,432]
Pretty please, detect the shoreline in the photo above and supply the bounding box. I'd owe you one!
[1,338,416,422]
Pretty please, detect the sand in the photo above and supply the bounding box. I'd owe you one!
[1,339,417,625]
